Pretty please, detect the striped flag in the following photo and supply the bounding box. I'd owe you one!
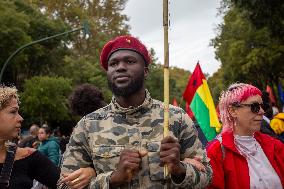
[183,63,221,141]
[278,84,284,104]
[266,85,276,104]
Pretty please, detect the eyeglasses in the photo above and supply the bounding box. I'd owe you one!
[233,102,264,114]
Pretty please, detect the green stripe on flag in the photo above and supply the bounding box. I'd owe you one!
[190,93,217,141]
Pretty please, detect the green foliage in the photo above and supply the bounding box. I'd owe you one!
[0,0,31,82]
[30,0,129,58]
[208,68,225,104]
[146,48,192,106]
[146,63,191,107]
[231,0,284,38]
[0,0,70,85]
[20,76,72,125]
[211,5,284,91]
[59,55,112,102]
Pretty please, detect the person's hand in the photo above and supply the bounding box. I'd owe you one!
[110,149,147,187]
[160,136,185,176]
[183,156,206,172]
[60,167,96,189]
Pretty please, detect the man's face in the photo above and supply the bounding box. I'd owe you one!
[107,50,149,97]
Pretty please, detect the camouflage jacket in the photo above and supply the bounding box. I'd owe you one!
[59,90,212,189]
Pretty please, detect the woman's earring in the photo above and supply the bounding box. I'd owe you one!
[234,118,237,127]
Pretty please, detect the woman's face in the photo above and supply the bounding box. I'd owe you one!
[231,94,264,135]
[38,128,49,141]
[0,98,23,140]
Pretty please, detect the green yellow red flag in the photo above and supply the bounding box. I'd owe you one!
[183,63,221,141]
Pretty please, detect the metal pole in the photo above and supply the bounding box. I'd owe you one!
[0,22,88,83]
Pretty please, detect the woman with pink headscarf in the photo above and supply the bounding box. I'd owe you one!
[207,83,284,189]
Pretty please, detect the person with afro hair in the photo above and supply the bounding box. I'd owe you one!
[69,83,107,117]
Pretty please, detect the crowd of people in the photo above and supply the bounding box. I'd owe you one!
[0,35,283,189]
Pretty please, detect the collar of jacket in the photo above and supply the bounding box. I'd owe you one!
[110,89,152,114]
[221,131,275,156]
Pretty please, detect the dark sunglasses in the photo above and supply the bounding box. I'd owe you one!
[233,102,264,113]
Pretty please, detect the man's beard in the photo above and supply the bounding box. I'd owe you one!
[108,73,144,97]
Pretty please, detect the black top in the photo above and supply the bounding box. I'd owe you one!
[0,150,60,189]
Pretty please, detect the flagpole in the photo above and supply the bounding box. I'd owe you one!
[163,0,170,178]
[178,95,183,107]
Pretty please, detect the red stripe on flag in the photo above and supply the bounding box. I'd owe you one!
[182,62,205,104]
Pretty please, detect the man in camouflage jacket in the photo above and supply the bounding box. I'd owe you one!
[59,35,212,189]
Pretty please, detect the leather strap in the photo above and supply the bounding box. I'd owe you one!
[0,142,17,188]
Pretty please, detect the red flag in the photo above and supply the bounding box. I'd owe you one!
[183,63,205,103]
[266,85,276,104]
[172,98,178,107]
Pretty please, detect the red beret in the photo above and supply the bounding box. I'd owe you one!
[100,35,151,70]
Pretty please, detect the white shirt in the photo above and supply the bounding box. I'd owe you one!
[234,135,282,189]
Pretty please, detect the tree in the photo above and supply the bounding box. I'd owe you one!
[0,0,31,84]
[27,0,131,100]
[230,0,284,39]
[20,76,72,126]
[211,6,284,90]
[59,55,112,102]
[145,63,191,106]
[208,68,225,104]
[30,0,130,58]
[0,0,70,85]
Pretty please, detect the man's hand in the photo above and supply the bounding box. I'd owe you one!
[60,167,96,189]
[110,149,147,188]
[160,136,185,176]
[183,156,206,172]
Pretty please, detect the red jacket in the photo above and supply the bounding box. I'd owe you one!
[206,131,284,189]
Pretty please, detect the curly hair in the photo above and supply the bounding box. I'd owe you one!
[0,85,19,111]
[219,83,262,133]
[69,84,106,117]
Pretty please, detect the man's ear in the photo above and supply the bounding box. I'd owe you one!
[144,66,149,79]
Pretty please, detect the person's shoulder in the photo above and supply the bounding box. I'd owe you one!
[15,147,36,161]
[256,131,283,145]
[151,98,163,108]
[152,98,185,113]
[256,131,276,140]
[206,138,221,153]
[72,104,112,132]
[85,104,112,120]
[256,132,284,155]
[21,135,34,141]
[47,138,60,146]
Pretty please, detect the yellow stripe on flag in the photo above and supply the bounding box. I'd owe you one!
[196,79,221,132]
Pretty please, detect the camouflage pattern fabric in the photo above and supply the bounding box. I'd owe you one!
[58,90,212,189]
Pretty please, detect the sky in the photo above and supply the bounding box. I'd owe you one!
[123,0,223,76]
